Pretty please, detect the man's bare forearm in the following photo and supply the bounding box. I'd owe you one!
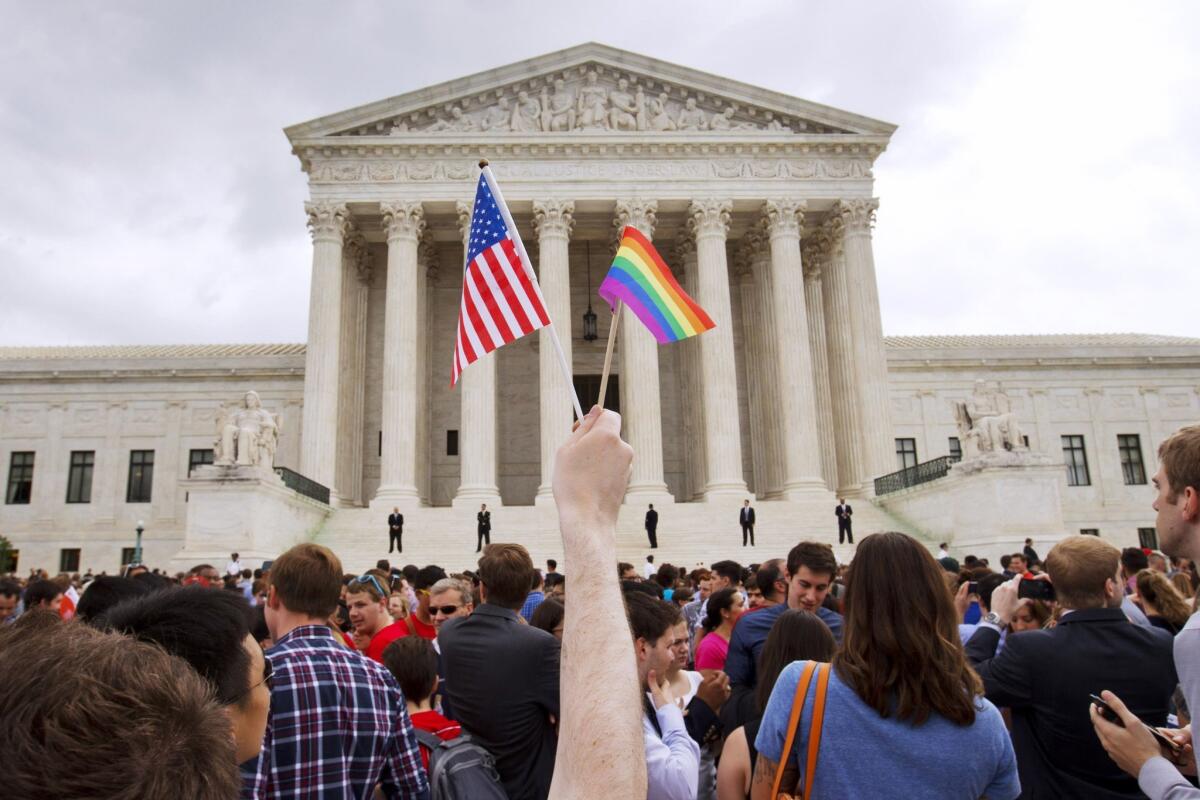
[549,514,646,799]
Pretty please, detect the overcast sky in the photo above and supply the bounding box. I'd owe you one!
[2,1,1197,346]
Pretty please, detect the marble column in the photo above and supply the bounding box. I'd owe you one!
[417,234,438,505]
[801,235,838,491]
[820,213,865,496]
[836,198,894,489]
[688,199,747,496]
[614,200,670,499]
[674,238,706,502]
[301,202,350,499]
[735,245,768,497]
[336,234,371,507]
[454,201,502,507]
[763,200,825,495]
[374,201,425,507]
[533,200,575,502]
[749,233,786,499]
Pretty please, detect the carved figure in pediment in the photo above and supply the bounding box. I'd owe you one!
[608,78,640,131]
[576,70,609,129]
[648,92,676,131]
[541,78,576,131]
[763,111,789,132]
[388,120,409,136]
[511,91,542,132]
[480,97,511,132]
[634,87,650,131]
[676,97,708,131]
[709,106,734,130]
[213,391,280,469]
[427,107,477,132]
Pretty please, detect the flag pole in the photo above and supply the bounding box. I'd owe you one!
[479,160,585,422]
[597,302,621,410]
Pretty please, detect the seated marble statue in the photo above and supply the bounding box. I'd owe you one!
[214,391,280,468]
[954,381,1026,457]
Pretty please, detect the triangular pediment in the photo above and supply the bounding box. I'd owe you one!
[286,43,895,142]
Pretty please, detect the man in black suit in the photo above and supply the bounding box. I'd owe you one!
[835,498,853,544]
[739,499,755,547]
[965,535,1177,799]
[439,543,559,800]
[1023,537,1040,566]
[387,507,403,553]
[476,503,491,553]
[644,503,658,549]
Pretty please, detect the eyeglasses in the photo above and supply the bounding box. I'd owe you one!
[353,574,388,599]
[431,605,462,616]
[235,657,274,701]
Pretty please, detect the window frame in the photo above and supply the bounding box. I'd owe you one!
[948,436,962,461]
[1117,434,1147,486]
[187,448,214,477]
[5,451,35,505]
[59,548,81,573]
[895,438,918,471]
[66,450,95,504]
[126,450,155,504]
[1138,527,1159,550]
[1061,435,1091,487]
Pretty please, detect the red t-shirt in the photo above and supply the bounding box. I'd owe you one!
[410,709,462,770]
[364,621,410,662]
[409,613,437,641]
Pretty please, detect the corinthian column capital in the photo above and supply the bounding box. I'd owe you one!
[419,231,440,285]
[380,202,425,243]
[613,199,658,239]
[801,229,831,281]
[532,199,575,240]
[344,233,374,285]
[455,201,473,248]
[305,202,351,244]
[834,198,879,232]
[762,199,806,239]
[687,199,732,240]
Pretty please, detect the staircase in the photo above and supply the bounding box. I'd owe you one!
[311,492,930,574]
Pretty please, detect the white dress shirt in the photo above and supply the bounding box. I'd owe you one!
[643,700,700,800]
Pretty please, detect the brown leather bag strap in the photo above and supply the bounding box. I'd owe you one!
[770,661,817,800]
[801,663,832,800]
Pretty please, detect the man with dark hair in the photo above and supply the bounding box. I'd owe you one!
[835,497,853,544]
[388,506,404,553]
[626,591,700,799]
[545,558,561,583]
[723,542,843,692]
[1024,537,1040,566]
[382,637,461,771]
[23,578,62,615]
[0,614,242,798]
[0,579,22,623]
[751,558,787,610]
[618,561,638,581]
[645,502,659,549]
[1000,553,1014,577]
[102,586,270,764]
[409,564,446,640]
[740,499,755,547]
[967,535,1176,797]
[74,576,149,625]
[476,503,491,553]
[439,542,559,799]
[521,568,546,621]
[347,570,410,661]
[1118,547,1154,627]
[249,543,427,798]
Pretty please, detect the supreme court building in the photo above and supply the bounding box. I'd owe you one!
[3,44,1198,573]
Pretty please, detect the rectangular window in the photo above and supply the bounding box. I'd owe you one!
[121,547,137,568]
[1080,528,1100,536]
[948,437,962,461]
[59,548,80,573]
[1138,527,1159,550]
[5,452,34,505]
[895,438,918,470]
[188,448,214,476]
[66,450,95,503]
[1118,434,1147,485]
[446,430,459,457]
[1062,435,1091,486]
[126,450,155,503]
[1,548,17,572]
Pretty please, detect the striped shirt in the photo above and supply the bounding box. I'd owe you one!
[242,625,428,799]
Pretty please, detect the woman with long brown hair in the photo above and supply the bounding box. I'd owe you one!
[751,532,1019,799]
[1137,568,1192,634]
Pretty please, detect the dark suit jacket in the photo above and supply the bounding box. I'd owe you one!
[476,511,491,533]
[645,509,658,530]
[387,512,403,530]
[966,607,1177,799]
[439,604,560,800]
[1024,545,1040,564]
[740,507,755,525]
[835,503,852,521]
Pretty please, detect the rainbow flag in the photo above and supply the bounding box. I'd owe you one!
[598,227,716,344]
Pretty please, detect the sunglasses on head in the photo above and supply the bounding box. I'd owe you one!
[353,574,388,599]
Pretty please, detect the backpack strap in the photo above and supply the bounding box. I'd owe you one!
[769,660,818,800]
[801,663,832,800]
[412,727,442,752]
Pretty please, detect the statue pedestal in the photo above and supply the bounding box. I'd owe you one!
[170,465,331,572]
[875,454,1067,563]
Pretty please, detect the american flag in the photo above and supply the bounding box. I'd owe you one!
[451,172,550,386]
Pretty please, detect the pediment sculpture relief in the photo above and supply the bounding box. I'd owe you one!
[336,66,847,137]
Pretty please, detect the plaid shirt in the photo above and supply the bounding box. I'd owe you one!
[519,590,545,622]
[242,625,428,799]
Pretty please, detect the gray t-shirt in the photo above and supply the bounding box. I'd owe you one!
[1139,610,1200,798]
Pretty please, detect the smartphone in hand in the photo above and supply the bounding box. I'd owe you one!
[1018,579,1056,601]
[1090,694,1182,755]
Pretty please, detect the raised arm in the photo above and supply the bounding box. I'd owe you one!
[549,406,646,799]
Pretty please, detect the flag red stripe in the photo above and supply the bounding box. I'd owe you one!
[505,240,550,326]
[482,247,534,334]
[469,258,516,343]
[462,288,496,354]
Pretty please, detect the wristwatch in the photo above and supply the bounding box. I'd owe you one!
[982,612,1007,629]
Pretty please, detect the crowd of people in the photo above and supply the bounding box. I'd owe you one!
[4,414,1200,800]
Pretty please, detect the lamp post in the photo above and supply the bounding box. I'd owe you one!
[134,520,144,565]
[582,241,598,342]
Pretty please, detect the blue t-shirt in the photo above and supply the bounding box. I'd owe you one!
[756,661,1020,800]
[725,604,843,688]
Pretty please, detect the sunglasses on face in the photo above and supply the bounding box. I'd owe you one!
[353,574,388,599]
[432,605,461,616]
